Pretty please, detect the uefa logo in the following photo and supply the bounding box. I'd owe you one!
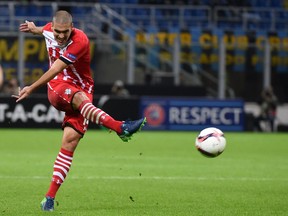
[144,103,165,127]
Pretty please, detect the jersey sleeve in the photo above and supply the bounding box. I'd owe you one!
[60,31,89,65]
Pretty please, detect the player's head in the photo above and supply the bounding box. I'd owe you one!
[52,10,73,46]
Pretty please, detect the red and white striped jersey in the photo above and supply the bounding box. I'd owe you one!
[42,22,94,94]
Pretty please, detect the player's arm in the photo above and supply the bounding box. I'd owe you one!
[19,21,43,35]
[13,59,67,102]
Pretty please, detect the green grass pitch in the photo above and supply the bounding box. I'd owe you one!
[0,129,287,215]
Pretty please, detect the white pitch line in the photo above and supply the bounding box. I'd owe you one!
[0,175,287,181]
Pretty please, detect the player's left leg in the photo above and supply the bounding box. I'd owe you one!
[41,127,81,211]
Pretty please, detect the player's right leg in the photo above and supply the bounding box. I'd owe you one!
[117,117,146,142]
[74,92,146,141]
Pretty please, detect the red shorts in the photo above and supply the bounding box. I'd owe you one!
[47,80,93,136]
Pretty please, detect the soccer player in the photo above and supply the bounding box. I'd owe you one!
[15,10,146,211]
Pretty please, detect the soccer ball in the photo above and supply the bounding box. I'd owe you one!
[195,127,226,158]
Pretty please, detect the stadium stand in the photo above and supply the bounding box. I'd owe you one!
[0,0,288,102]
[0,1,287,32]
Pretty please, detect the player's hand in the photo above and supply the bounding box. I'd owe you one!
[19,20,37,34]
[12,86,32,102]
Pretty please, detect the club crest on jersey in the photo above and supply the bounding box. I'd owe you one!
[67,53,77,61]
[64,88,72,95]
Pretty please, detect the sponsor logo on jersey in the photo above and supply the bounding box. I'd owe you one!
[67,53,77,61]
[64,88,72,95]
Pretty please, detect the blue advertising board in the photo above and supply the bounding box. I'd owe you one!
[141,97,244,131]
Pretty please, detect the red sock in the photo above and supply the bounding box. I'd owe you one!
[46,148,73,198]
[79,100,122,133]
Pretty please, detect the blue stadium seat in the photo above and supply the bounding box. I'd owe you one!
[124,8,136,16]
[108,0,124,3]
[0,19,10,30]
[277,11,288,19]
[155,9,164,17]
[168,26,179,33]
[71,7,93,17]
[26,5,52,17]
[257,11,271,19]
[35,20,49,27]
[125,27,136,37]
[136,8,150,16]
[251,0,281,8]
[275,22,288,31]
[112,18,122,26]
[258,22,271,31]
[146,25,158,33]
[15,5,28,16]
[0,5,9,16]
[126,0,139,3]
[41,6,53,17]
[271,1,282,8]
[110,6,122,14]
[252,0,267,7]
[190,27,202,43]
